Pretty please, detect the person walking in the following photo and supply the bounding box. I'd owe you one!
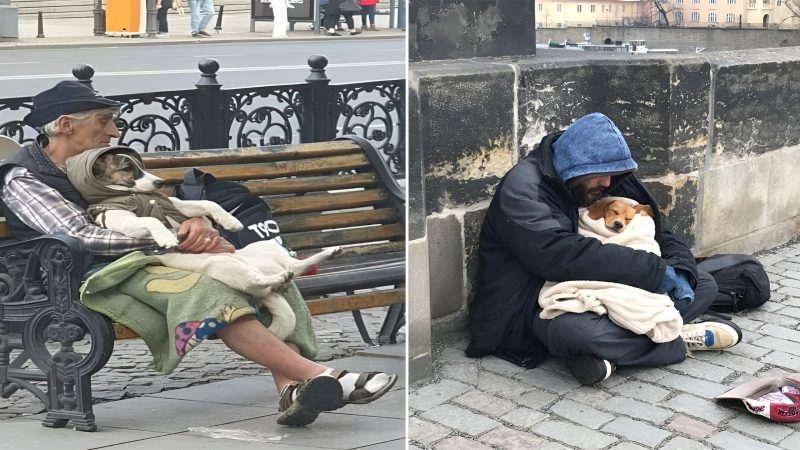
[188,0,215,37]
[156,0,174,37]
[323,0,362,36]
[359,0,379,31]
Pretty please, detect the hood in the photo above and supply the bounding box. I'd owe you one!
[551,112,638,186]
[65,146,145,204]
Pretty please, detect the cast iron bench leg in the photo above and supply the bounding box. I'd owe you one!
[351,310,375,346]
[377,303,405,345]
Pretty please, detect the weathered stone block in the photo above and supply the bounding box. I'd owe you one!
[516,56,708,176]
[642,175,698,247]
[412,61,517,214]
[409,238,433,383]
[709,47,800,157]
[409,76,426,241]
[410,0,536,62]
[427,214,465,319]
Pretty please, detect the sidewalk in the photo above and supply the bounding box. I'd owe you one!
[410,239,800,450]
[0,308,406,448]
[2,11,404,49]
[0,344,405,449]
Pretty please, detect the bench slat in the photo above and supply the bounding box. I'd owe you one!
[269,188,389,215]
[277,208,399,233]
[282,223,404,250]
[305,288,405,315]
[243,173,379,195]
[148,154,371,183]
[141,141,363,168]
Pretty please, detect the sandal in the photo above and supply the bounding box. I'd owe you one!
[331,369,398,405]
[276,375,343,427]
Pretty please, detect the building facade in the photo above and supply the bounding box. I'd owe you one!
[536,0,800,28]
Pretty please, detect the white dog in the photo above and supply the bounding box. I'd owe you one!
[67,148,340,340]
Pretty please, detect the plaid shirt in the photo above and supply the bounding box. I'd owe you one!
[2,166,157,256]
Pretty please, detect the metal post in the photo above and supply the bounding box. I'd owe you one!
[389,0,395,29]
[214,4,224,32]
[36,11,44,38]
[191,59,227,150]
[145,0,157,37]
[302,55,336,143]
[397,0,405,30]
[93,0,105,35]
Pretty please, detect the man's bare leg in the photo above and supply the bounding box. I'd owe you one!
[216,316,326,381]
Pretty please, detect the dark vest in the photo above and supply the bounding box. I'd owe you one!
[0,137,88,241]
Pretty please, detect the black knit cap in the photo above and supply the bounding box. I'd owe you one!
[23,81,123,128]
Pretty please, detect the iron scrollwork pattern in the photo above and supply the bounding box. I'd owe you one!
[110,91,194,153]
[226,85,304,147]
[0,97,38,145]
[335,80,405,176]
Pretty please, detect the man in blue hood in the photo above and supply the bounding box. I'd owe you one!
[466,113,742,385]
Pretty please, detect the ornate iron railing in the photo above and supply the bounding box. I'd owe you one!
[0,56,406,176]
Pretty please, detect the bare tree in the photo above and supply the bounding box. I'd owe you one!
[779,0,800,27]
[651,0,676,27]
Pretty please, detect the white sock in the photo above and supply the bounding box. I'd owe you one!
[320,368,390,399]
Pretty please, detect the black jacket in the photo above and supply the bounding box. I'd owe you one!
[465,132,698,367]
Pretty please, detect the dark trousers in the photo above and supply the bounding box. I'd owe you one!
[361,5,376,26]
[533,270,717,367]
[157,1,173,33]
[324,12,354,30]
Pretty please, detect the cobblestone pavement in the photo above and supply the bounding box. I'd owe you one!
[410,240,800,450]
[0,307,404,420]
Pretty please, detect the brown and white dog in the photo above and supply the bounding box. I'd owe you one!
[587,197,655,233]
[72,149,341,340]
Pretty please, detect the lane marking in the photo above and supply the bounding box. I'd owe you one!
[0,61,404,81]
[0,62,41,65]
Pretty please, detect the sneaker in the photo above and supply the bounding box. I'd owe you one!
[156,32,169,38]
[569,354,615,385]
[326,30,341,36]
[361,25,368,31]
[198,30,212,36]
[191,32,199,37]
[350,29,362,35]
[680,319,742,351]
[369,25,379,31]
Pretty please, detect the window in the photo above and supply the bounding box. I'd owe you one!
[538,3,543,11]
[557,4,562,12]
[676,11,684,21]
[726,13,736,22]
[677,0,683,3]
[591,5,596,12]
[693,0,700,3]
[778,0,782,5]
[577,4,582,12]
[709,12,717,22]
[728,0,736,3]
[692,11,700,21]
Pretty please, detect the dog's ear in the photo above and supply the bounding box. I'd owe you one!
[587,198,613,220]
[635,204,655,218]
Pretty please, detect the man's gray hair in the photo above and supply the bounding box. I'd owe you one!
[40,107,120,137]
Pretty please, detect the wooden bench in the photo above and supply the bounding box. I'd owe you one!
[0,136,405,431]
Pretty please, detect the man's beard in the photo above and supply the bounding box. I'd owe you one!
[570,184,605,207]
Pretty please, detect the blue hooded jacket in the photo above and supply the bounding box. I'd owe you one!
[466,114,698,367]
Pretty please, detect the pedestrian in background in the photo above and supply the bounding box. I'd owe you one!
[324,0,362,36]
[188,0,215,37]
[359,0,379,31]
[156,0,174,37]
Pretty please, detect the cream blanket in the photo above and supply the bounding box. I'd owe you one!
[538,200,683,343]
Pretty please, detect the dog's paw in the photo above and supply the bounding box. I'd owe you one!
[215,215,244,232]
[151,230,179,248]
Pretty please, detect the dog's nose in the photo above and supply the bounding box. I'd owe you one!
[153,179,165,189]
[613,221,623,231]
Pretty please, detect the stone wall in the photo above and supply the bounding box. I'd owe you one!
[409,47,800,381]
[539,26,800,53]
[410,0,536,61]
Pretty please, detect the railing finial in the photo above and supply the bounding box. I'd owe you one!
[72,64,95,90]
[196,59,221,87]
[306,55,329,83]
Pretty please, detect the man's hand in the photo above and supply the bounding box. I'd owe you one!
[176,217,235,253]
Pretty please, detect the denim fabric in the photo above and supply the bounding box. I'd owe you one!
[188,0,215,33]
[656,265,678,294]
[552,112,638,183]
[361,5,376,25]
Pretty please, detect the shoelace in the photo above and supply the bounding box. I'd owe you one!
[681,327,709,350]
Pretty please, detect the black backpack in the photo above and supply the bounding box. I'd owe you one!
[696,254,771,312]
[175,168,282,250]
